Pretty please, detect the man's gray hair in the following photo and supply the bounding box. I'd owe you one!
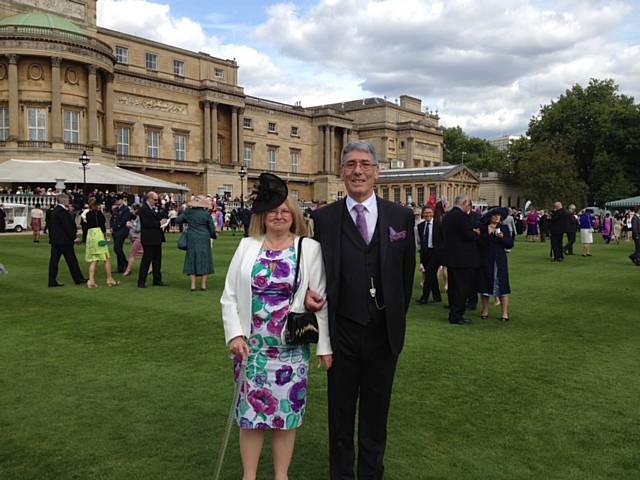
[340,140,377,166]
[57,193,69,204]
[147,191,157,200]
[453,194,469,206]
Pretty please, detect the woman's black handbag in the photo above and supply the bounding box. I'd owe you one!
[285,236,319,345]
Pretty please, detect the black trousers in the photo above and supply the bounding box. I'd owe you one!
[447,267,474,322]
[551,233,564,260]
[564,232,576,254]
[328,318,397,480]
[113,232,128,272]
[632,238,640,261]
[138,244,162,285]
[48,244,84,285]
[420,248,441,302]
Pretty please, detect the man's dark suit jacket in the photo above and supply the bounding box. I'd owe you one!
[311,197,415,356]
[632,214,640,239]
[441,206,479,269]
[416,218,441,253]
[139,203,166,246]
[110,203,132,236]
[48,205,77,245]
[550,208,570,235]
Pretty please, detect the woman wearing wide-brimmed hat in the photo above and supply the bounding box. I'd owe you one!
[478,207,514,321]
[175,196,216,291]
[220,173,332,480]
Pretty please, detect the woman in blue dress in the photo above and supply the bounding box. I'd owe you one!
[221,173,332,480]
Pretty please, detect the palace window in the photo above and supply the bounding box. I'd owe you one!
[116,127,130,155]
[145,53,158,71]
[290,149,299,174]
[63,110,80,144]
[291,190,299,200]
[243,144,253,168]
[175,134,186,161]
[291,126,299,137]
[405,186,413,204]
[0,106,8,141]
[268,122,277,133]
[214,68,224,79]
[27,107,46,141]
[393,187,401,203]
[115,46,128,64]
[243,117,252,129]
[382,187,389,200]
[216,140,221,161]
[268,147,277,172]
[173,60,184,76]
[147,130,160,158]
[417,186,424,206]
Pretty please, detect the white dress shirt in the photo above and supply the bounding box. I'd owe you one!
[346,193,378,243]
[423,220,434,249]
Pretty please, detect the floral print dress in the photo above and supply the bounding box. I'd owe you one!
[234,246,310,430]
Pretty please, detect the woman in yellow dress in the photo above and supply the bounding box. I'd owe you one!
[85,198,119,288]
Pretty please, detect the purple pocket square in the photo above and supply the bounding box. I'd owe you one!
[389,226,406,241]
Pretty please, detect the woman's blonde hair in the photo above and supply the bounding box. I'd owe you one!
[249,197,308,238]
[88,198,100,210]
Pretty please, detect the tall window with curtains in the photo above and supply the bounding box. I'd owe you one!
[0,106,8,141]
[290,149,299,173]
[116,127,130,155]
[147,130,160,158]
[268,147,277,172]
[63,110,79,144]
[27,107,46,141]
[243,144,252,168]
[175,134,186,161]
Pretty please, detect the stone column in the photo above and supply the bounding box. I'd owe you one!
[237,108,244,165]
[210,102,218,162]
[202,101,211,161]
[231,106,238,165]
[7,55,19,140]
[104,73,114,148]
[407,137,414,166]
[87,65,98,145]
[380,136,388,166]
[329,126,335,173]
[50,57,62,143]
[342,128,348,155]
[323,125,330,173]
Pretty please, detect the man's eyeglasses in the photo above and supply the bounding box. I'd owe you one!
[343,160,376,171]
[267,208,292,217]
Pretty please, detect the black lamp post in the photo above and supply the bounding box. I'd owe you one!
[239,164,247,208]
[79,150,90,196]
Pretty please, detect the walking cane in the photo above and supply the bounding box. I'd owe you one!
[213,360,246,480]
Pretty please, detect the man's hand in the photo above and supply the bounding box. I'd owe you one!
[473,228,481,236]
[229,336,249,359]
[317,354,333,370]
[305,289,325,312]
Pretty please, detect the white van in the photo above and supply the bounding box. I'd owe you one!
[3,203,29,232]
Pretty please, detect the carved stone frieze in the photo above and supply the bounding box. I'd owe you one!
[0,40,114,69]
[115,92,188,115]
[16,0,86,20]
[28,63,44,80]
[64,67,78,85]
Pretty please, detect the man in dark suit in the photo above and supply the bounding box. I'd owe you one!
[629,206,640,266]
[137,191,167,287]
[0,203,5,232]
[564,204,578,255]
[47,193,85,287]
[416,205,441,304]
[465,204,482,311]
[110,194,132,273]
[441,194,480,325]
[307,140,415,479]
[550,202,569,262]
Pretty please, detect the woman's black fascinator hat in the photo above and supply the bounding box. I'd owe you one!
[251,173,288,213]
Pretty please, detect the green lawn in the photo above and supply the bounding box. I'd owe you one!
[1,232,639,479]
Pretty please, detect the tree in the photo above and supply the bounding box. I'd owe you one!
[443,127,510,172]
[528,78,640,203]
[514,142,588,208]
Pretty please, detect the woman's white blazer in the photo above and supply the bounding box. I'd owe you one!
[220,236,332,356]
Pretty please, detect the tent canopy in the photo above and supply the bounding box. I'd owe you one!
[0,159,189,192]
[604,195,640,208]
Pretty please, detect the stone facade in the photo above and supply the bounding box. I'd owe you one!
[477,171,522,208]
[0,1,478,204]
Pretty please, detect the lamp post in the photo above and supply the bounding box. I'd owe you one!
[79,150,90,196]
[461,151,467,165]
[238,164,247,209]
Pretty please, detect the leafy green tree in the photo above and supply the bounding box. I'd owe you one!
[528,78,640,203]
[443,126,510,172]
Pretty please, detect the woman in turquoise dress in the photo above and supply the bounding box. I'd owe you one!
[221,173,332,480]
[175,196,216,291]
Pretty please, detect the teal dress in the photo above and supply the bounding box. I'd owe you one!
[176,208,216,275]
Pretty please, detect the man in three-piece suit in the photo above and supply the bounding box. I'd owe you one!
[110,194,132,273]
[47,193,85,287]
[137,191,167,288]
[416,205,441,304]
[307,140,415,479]
[441,194,480,325]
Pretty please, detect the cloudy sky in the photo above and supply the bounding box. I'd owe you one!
[97,0,640,139]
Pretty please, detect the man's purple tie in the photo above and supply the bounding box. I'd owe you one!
[354,204,368,244]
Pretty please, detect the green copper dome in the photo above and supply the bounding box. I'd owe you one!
[0,12,83,34]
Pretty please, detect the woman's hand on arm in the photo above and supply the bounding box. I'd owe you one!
[229,336,249,359]
[317,354,333,370]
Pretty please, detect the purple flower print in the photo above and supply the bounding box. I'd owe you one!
[272,416,285,429]
[254,275,269,289]
[288,380,307,413]
[248,388,278,415]
[275,365,293,386]
[252,314,262,329]
[271,260,291,278]
[297,365,307,377]
[260,292,289,306]
[265,249,280,259]
[239,417,253,429]
[271,305,289,322]
[266,347,279,359]
[254,371,268,386]
[255,422,270,430]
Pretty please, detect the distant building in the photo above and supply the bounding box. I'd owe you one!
[477,171,522,208]
[487,135,522,152]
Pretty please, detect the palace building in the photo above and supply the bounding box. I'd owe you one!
[0,0,480,203]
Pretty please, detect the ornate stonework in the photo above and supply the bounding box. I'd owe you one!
[27,63,43,80]
[115,92,188,115]
[17,0,85,20]
[64,66,78,84]
[0,63,6,80]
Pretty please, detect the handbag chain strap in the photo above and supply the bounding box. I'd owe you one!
[288,236,305,306]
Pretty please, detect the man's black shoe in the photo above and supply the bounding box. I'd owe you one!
[138,283,147,288]
[416,298,428,305]
[432,298,442,304]
[449,318,471,325]
[153,282,168,287]
[75,278,88,285]
[48,282,64,287]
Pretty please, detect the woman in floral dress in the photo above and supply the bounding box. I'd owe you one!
[221,173,332,480]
